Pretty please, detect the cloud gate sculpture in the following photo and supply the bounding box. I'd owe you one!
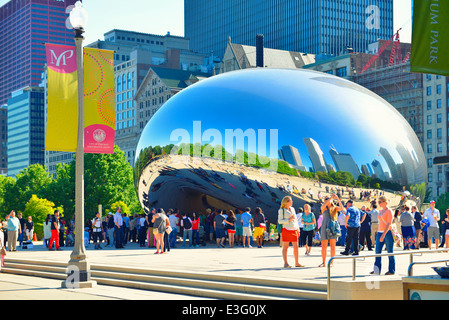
[134,68,426,222]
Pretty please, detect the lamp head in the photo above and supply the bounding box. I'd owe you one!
[69,1,88,30]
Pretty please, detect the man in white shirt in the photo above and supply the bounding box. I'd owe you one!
[423,201,440,249]
[114,207,124,248]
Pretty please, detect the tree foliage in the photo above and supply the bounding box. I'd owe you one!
[1,145,139,225]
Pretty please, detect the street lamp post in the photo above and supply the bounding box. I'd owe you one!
[62,1,96,289]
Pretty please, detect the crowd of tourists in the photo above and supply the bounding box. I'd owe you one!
[1,194,448,273]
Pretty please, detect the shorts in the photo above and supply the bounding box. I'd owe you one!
[235,226,243,236]
[216,228,226,239]
[242,227,252,237]
[253,227,265,238]
[227,229,236,234]
[427,227,440,240]
[446,229,449,236]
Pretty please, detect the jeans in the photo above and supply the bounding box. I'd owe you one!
[138,227,147,246]
[107,228,115,246]
[374,231,395,274]
[169,228,178,247]
[192,229,200,246]
[183,229,192,247]
[115,226,123,248]
[338,225,347,246]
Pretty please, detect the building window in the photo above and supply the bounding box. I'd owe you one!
[437,128,442,139]
[437,84,442,94]
[427,130,432,139]
[427,101,432,110]
[428,158,433,168]
[427,87,432,96]
[427,115,432,124]
[437,99,442,109]
[428,173,433,182]
[427,144,433,153]
[336,67,347,77]
[437,114,442,123]
[438,143,443,153]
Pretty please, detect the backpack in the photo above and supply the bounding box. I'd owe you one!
[326,220,341,237]
[183,217,192,229]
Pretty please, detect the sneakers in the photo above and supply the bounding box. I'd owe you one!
[370,271,394,276]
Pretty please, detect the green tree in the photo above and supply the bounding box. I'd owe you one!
[83,145,139,221]
[108,200,130,216]
[3,164,52,214]
[47,162,76,219]
[23,194,58,240]
[0,175,15,216]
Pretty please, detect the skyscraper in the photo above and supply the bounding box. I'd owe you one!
[303,138,327,173]
[329,147,360,180]
[278,145,306,171]
[0,0,78,105]
[185,0,394,58]
[7,87,45,177]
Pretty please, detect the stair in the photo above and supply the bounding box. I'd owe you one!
[1,258,327,300]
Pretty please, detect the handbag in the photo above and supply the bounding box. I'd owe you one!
[153,215,164,235]
[326,220,341,238]
[166,226,172,234]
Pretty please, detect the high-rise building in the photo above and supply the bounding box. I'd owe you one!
[185,0,394,58]
[0,0,78,105]
[329,147,360,180]
[303,138,327,173]
[0,105,7,175]
[7,87,45,177]
[371,160,387,181]
[278,145,306,171]
[84,29,218,166]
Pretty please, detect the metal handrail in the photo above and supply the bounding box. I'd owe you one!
[326,248,449,300]
[408,259,449,276]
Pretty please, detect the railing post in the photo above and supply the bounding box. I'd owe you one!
[353,258,356,281]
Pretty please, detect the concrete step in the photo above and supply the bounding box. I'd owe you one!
[2,258,327,300]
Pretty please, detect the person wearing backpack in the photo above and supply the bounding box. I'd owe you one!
[319,194,343,267]
[181,212,193,247]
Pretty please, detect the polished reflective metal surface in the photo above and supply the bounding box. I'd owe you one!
[134,68,426,222]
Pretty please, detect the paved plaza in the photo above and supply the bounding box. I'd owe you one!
[1,240,447,300]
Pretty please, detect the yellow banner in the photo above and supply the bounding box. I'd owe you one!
[45,44,78,152]
[83,47,115,154]
[45,45,115,153]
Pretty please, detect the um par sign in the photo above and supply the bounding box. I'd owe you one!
[411,0,449,76]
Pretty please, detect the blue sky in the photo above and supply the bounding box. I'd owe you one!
[0,0,412,46]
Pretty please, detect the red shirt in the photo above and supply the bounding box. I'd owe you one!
[192,218,200,230]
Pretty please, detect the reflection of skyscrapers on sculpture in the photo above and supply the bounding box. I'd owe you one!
[329,146,360,180]
[278,145,307,172]
[379,147,401,183]
[303,138,328,173]
[134,69,427,218]
[371,160,387,181]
